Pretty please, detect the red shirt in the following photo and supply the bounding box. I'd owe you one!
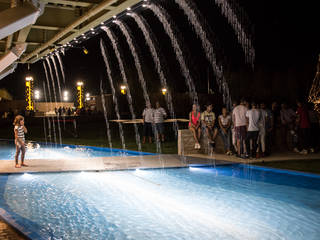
[296,106,310,129]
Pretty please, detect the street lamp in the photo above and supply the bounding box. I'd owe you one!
[161,87,167,95]
[120,84,126,95]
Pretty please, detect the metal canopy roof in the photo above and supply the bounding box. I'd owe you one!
[0,0,140,64]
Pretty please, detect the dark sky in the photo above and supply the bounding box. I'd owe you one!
[1,0,319,103]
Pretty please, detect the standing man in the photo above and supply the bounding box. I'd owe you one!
[246,102,261,158]
[154,101,167,142]
[232,98,248,158]
[142,102,154,144]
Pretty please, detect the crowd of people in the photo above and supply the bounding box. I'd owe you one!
[188,99,319,158]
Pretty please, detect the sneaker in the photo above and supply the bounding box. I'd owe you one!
[194,143,198,149]
[197,143,201,150]
[300,149,308,155]
[310,148,315,153]
[293,148,300,153]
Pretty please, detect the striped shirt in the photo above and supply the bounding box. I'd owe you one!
[14,126,25,142]
[154,108,167,123]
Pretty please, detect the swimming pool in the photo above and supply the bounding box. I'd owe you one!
[0,141,154,160]
[0,164,319,240]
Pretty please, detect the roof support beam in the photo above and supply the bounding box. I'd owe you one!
[40,0,92,8]
[22,0,142,63]
[31,24,77,32]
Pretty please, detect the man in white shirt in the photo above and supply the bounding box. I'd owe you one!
[154,101,167,142]
[257,103,268,157]
[245,102,261,158]
[232,98,248,157]
[142,102,154,144]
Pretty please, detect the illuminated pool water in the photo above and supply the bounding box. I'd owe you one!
[0,165,319,240]
[0,142,153,160]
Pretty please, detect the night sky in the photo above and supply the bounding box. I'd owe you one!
[1,0,319,105]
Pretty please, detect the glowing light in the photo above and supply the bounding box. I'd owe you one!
[63,91,69,101]
[83,48,89,55]
[161,88,167,95]
[85,93,90,101]
[34,90,40,100]
[113,15,116,19]
[120,85,127,95]
[127,7,131,11]
[25,76,33,81]
[77,81,84,86]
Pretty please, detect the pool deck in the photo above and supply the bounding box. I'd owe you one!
[0,152,319,174]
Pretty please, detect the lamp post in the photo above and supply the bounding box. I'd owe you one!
[25,76,34,110]
[76,81,84,109]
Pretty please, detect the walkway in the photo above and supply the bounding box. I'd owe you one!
[1,151,319,174]
[0,154,231,174]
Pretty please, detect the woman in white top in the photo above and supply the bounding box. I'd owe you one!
[218,107,232,155]
[13,115,28,168]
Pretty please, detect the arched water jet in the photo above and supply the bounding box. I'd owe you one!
[101,26,142,151]
[145,3,198,105]
[50,55,63,105]
[129,12,178,136]
[214,0,255,68]
[113,20,150,104]
[100,80,113,149]
[50,55,66,129]
[45,58,62,146]
[113,20,162,153]
[173,0,232,109]
[42,81,48,144]
[42,61,57,146]
[100,39,126,150]
[55,52,66,84]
